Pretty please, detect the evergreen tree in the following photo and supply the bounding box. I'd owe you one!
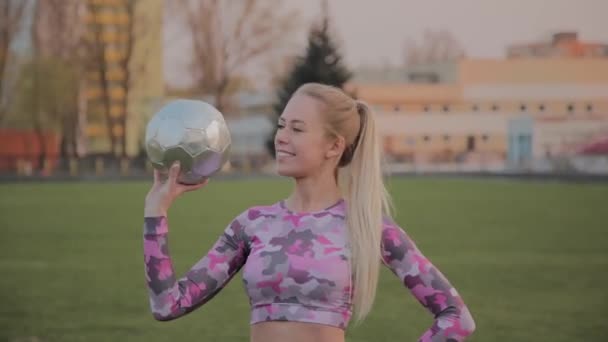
[265,14,352,157]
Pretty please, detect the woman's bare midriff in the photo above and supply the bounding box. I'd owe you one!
[250,321,345,342]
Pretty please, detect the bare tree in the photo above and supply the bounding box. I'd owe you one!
[34,0,87,159]
[404,29,466,66]
[35,0,84,60]
[15,58,78,172]
[116,0,136,158]
[171,0,299,113]
[10,0,83,171]
[0,0,28,124]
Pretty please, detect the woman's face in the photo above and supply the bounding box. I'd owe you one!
[274,94,343,178]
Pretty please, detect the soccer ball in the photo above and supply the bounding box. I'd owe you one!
[144,99,231,185]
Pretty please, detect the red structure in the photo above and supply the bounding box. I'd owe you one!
[0,129,60,173]
[578,136,608,155]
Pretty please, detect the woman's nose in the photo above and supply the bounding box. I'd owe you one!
[275,129,288,145]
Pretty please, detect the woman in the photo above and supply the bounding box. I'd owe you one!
[143,83,475,342]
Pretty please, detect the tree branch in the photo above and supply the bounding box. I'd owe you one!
[171,0,299,112]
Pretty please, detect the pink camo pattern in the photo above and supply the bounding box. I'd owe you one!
[143,199,475,340]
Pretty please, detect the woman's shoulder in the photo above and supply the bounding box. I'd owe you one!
[381,215,401,230]
[225,202,284,241]
[380,215,412,240]
[232,201,284,224]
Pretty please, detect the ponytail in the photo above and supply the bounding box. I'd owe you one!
[294,83,393,323]
[338,100,393,323]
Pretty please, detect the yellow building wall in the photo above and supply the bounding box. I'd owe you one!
[353,58,608,162]
[377,112,510,162]
[348,84,463,106]
[385,133,507,161]
[353,58,608,106]
[352,59,608,120]
[84,0,163,156]
[459,58,608,85]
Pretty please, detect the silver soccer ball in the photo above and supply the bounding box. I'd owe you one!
[144,99,231,185]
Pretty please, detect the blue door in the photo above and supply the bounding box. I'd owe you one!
[508,116,534,164]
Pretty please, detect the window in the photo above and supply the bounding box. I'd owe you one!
[394,105,400,111]
[423,135,430,142]
[539,104,545,111]
[520,104,527,111]
[467,136,476,151]
[567,104,574,112]
[492,104,499,111]
[442,105,450,112]
[472,105,479,111]
[408,72,439,83]
[423,105,430,112]
[586,104,593,112]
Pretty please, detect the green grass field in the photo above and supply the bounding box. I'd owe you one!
[1,177,607,342]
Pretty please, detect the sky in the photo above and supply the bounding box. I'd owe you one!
[164,0,608,88]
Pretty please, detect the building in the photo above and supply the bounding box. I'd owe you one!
[349,57,608,170]
[355,32,608,85]
[507,32,608,58]
[354,62,458,85]
[84,0,164,157]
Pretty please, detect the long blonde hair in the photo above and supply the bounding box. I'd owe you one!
[295,83,393,323]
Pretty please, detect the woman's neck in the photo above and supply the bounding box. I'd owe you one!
[287,172,342,213]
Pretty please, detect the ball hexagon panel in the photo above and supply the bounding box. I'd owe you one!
[156,117,186,149]
[145,138,165,164]
[181,128,209,157]
[191,149,224,177]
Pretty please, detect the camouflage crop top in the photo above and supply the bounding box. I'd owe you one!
[143,199,475,341]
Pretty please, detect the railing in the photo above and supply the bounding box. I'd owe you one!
[0,152,606,180]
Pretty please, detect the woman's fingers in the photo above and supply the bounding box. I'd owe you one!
[153,168,161,186]
[179,178,209,193]
[168,162,180,186]
[161,161,208,195]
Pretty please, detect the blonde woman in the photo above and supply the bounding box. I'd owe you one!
[143,83,476,342]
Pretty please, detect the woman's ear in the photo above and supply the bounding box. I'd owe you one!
[326,135,346,160]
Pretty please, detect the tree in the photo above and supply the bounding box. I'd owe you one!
[265,9,352,157]
[33,0,87,159]
[115,0,136,158]
[0,0,28,124]
[171,0,299,113]
[15,58,78,172]
[404,29,466,66]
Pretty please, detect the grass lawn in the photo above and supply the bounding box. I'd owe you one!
[1,177,607,341]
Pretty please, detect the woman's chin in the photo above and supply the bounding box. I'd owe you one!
[275,166,292,177]
[275,163,300,178]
